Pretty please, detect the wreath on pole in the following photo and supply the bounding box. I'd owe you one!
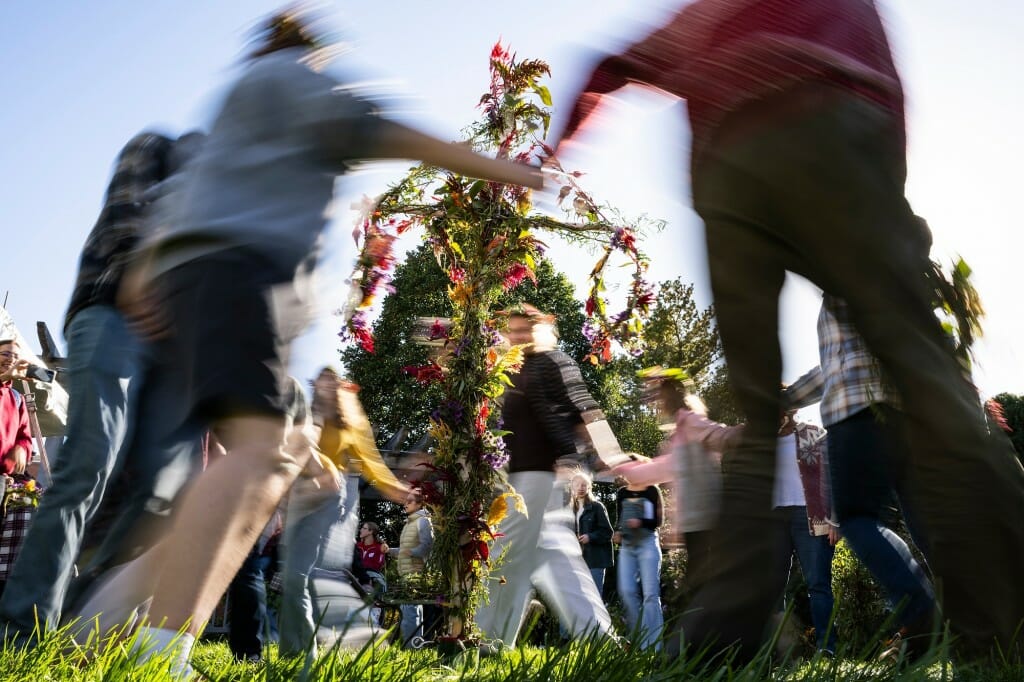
[342,42,661,641]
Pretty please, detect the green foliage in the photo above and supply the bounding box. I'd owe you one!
[830,539,891,651]
[641,278,740,424]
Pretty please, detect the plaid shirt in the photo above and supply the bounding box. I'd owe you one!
[561,0,904,168]
[64,132,174,330]
[785,294,899,426]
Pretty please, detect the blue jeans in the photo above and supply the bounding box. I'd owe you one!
[779,506,836,652]
[278,479,346,656]
[617,531,663,650]
[317,474,360,573]
[590,568,606,597]
[228,545,271,660]
[828,408,935,630]
[400,604,423,645]
[0,307,150,635]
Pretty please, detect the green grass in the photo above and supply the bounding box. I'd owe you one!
[1,625,1021,681]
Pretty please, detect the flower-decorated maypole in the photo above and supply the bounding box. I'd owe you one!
[344,43,658,640]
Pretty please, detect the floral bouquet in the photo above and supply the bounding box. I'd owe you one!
[2,476,43,514]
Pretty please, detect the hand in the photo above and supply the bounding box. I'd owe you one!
[626,518,642,529]
[578,534,590,545]
[380,542,390,554]
[0,359,29,383]
[310,467,341,494]
[612,531,622,545]
[117,260,170,339]
[385,481,412,505]
[828,525,841,546]
[3,446,28,476]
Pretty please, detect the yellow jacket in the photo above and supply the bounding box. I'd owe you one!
[316,388,406,501]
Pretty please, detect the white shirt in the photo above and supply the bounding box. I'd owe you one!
[773,433,806,508]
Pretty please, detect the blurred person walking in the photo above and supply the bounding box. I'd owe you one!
[785,294,936,659]
[475,306,617,648]
[278,370,407,658]
[0,132,203,645]
[556,0,1024,659]
[109,10,541,676]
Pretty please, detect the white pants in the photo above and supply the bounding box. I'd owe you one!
[475,471,614,645]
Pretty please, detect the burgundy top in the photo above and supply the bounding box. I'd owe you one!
[561,0,905,166]
[357,540,388,572]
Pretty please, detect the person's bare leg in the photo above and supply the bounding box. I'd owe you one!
[143,415,311,635]
[68,545,164,645]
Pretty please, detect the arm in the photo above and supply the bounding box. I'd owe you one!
[586,501,614,545]
[294,64,541,190]
[646,486,665,531]
[338,389,409,503]
[783,367,824,410]
[556,6,699,144]
[678,409,744,452]
[409,517,434,559]
[612,489,624,544]
[611,453,675,488]
[368,120,542,189]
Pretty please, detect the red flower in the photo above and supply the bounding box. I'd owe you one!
[461,538,490,565]
[585,295,597,316]
[428,319,448,341]
[475,399,490,435]
[402,362,445,386]
[490,41,510,63]
[355,328,375,354]
[449,267,466,284]
[612,227,637,253]
[986,399,1012,433]
[502,262,533,291]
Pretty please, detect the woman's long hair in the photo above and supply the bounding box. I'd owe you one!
[570,470,596,512]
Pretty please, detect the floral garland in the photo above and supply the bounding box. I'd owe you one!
[340,42,657,639]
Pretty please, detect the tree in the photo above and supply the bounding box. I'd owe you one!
[642,278,740,425]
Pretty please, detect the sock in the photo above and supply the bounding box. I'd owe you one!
[132,626,195,678]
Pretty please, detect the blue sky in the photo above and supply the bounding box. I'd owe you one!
[2,1,1022,409]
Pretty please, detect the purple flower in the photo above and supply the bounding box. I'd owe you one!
[479,429,510,469]
[453,335,472,357]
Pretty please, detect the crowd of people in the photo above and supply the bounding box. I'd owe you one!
[1,2,1023,677]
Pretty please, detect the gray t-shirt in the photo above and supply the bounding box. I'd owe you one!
[149,48,385,275]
